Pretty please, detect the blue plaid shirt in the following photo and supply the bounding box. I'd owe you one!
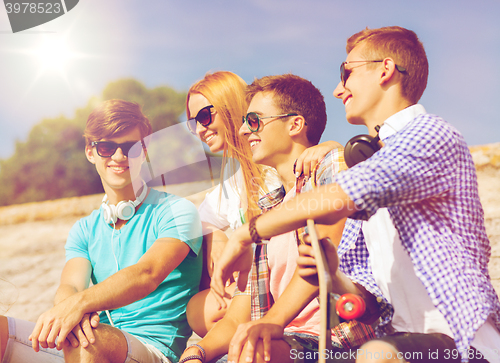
[334,106,500,361]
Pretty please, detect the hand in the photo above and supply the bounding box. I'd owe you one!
[210,225,253,308]
[30,294,86,351]
[294,140,342,179]
[228,321,284,363]
[297,235,339,286]
[65,312,100,349]
[202,226,229,278]
[208,230,231,278]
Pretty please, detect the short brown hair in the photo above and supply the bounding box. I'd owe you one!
[84,99,152,145]
[246,74,326,145]
[347,26,428,104]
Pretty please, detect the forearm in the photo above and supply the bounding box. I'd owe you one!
[249,185,355,244]
[67,238,189,315]
[70,263,160,314]
[201,227,228,289]
[196,316,240,361]
[262,270,319,328]
[54,257,92,307]
[211,229,229,246]
[54,284,79,306]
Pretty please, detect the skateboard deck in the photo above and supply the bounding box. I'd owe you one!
[306,220,366,363]
[306,219,335,363]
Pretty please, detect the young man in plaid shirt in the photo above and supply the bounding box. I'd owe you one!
[212,27,500,363]
[180,74,374,363]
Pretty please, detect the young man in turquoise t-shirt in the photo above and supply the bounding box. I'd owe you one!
[0,99,203,363]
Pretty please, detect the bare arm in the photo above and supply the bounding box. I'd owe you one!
[31,237,190,351]
[226,220,346,362]
[248,185,356,239]
[72,238,189,311]
[37,257,100,350]
[227,270,318,362]
[211,184,355,300]
[227,217,379,363]
[54,257,92,305]
[200,222,229,289]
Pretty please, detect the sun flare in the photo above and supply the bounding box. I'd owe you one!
[35,36,74,73]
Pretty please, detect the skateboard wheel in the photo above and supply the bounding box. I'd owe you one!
[336,293,365,320]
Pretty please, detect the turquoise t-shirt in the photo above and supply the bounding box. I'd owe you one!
[65,189,203,362]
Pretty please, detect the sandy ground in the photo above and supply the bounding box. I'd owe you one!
[477,167,500,290]
[0,168,499,339]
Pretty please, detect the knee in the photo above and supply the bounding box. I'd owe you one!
[63,343,82,363]
[63,325,127,363]
[63,340,103,363]
[356,340,403,363]
[187,289,229,337]
[186,290,210,337]
[63,341,124,363]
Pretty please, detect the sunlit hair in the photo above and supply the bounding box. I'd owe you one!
[246,74,326,145]
[346,26,428,104]
[84,99,152,145]
[186,71,268,220]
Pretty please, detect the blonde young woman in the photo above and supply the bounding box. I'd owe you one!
[185,71,338,338]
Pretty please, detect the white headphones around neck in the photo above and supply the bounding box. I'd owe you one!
[101,182,148,225]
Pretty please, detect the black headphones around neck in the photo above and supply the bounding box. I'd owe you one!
[344,125,382,168]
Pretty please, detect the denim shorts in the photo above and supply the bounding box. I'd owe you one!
[3,316,171,363]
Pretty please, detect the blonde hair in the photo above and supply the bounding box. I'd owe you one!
[347,26,428,104]
[187,71,267,220]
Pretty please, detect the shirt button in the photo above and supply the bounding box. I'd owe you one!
[350,243,356,250]
[377,297,383,303]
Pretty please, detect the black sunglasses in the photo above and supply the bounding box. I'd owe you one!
[340,60,406,87]
[187,105,215,135]
[242,112,299,133]
[91,141,144,158]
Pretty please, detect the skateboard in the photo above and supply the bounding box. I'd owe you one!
[306,220,365,363]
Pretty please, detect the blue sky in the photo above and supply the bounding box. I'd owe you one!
[0,0,499,159]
